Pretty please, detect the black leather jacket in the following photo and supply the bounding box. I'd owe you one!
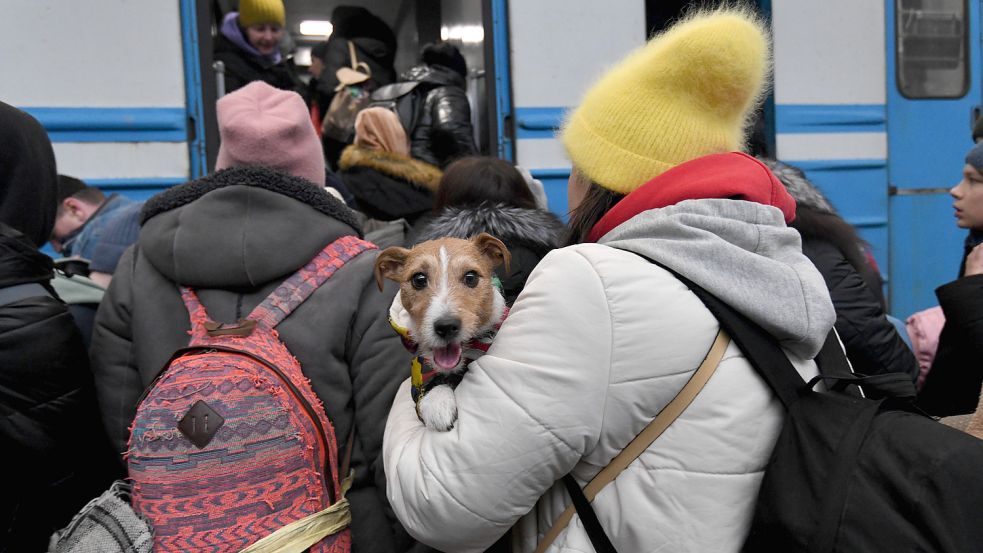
[401,64,478,168]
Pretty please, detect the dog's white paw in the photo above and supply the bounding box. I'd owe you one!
[419,385,458,432]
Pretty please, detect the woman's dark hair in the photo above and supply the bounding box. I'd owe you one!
[791,206,884,303]
[565,180,625,246]
[434,157,538,211]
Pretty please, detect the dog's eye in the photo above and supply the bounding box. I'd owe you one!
[463,271,479,288]
[411,272,428,290]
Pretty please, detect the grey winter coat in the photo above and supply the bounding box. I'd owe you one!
[89,166,417,553]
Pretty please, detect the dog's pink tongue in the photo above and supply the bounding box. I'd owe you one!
[433,343,463,370]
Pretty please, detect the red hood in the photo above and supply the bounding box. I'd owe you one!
[587,152,796,243]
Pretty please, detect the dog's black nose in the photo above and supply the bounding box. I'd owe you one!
[434,317,461,339]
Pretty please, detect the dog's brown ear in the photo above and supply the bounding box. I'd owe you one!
[374,247,410,291]
[473,233,511,272]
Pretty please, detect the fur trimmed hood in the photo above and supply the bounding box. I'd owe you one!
[339,145,442,193]
[418,203,566,250]
[142,166,359,230]
[138,166,362,289]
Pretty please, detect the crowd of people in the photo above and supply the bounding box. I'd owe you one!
[3,3,983,553]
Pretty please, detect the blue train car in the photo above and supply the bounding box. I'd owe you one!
[1,0,973,318]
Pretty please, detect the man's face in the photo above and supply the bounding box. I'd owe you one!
[245,23,284,56]
[50,198,95,253]
[950,164,983,230]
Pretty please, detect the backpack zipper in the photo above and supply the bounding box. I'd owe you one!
[135,345,337,505]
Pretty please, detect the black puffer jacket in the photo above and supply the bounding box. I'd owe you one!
[918,268,983,416]
[0,101,118,552]
[316,6,397,99]
[214,33,300,94]
[90,167,420,553]
[339,144,441,228]
[801,237,918,380]
[316,40,396,107]
[0,226,120,552]
[416,203,566,305]
[762,158,915,380]
[401,64,477,168]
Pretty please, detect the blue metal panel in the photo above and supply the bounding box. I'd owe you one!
[515,106,565,139]
[84,177,188,203]
[180,0,207,178]
[886,0,979,190]
[886,0,980,317]
[785,159,890,275]
[19,107,186,142]
[530,168,570,220]
[889,194,965,318]
[775,104,887,134]
[491,0,513,160]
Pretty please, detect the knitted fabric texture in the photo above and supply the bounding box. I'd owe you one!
[216,81,325,186]
[238,0,285,28]
[47,481,152,553]
[966,142,983,171]
[127,236,374,553]
[561,9,770,194]
[354,107,411,158]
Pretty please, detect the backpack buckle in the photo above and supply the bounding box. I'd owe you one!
[203,319,257,337]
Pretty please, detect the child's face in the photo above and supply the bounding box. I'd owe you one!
[950,164,983,230]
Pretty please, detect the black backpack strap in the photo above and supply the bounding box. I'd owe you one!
[562,475,619,553]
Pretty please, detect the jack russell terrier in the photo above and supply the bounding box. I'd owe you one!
[375,233,510,431]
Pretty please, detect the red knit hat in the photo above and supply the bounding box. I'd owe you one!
[215,82,324,186]
[587,152,796,242]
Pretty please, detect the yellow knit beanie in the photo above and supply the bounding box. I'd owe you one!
[561,9,771,194]
[239,0,285,28]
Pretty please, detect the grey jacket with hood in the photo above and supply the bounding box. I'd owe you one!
[90,166,419,553]
[384,196,836,553]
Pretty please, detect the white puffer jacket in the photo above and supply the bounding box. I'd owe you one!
[384,199,836,553]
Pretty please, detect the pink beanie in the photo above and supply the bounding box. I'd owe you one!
[215,81,325,186]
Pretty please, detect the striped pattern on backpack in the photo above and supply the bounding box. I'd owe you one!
[127,236,374,553]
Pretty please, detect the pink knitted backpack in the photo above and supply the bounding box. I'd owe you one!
[127,236,374,552]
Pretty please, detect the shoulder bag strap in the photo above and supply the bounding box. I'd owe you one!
[249,236,376,329]
[534,329,730,553]
[347,40,358,70]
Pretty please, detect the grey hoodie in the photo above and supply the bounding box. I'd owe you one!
[600,198,836,359]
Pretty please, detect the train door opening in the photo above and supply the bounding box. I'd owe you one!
[887,0,981,317]
[196,0,498,172]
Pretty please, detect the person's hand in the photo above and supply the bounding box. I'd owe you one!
[965,243,983,276]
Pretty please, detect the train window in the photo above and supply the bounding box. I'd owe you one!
[895,0,969,99]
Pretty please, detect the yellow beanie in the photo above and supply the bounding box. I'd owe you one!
[561,9,771,194]
[239,0,285,28]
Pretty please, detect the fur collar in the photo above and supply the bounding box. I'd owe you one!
[339,145,442,193]
[141,166,361,233]
[418,203,566,249]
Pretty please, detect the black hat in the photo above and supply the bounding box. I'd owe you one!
[422,41,467,78]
